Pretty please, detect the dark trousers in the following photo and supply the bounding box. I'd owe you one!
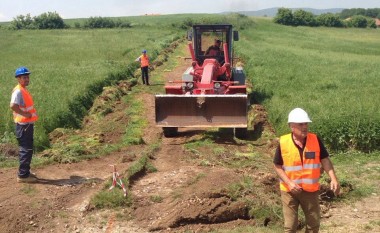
[141,66,149,85]
[15,123,34,178]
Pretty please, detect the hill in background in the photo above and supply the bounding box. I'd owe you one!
[223,7,344,17]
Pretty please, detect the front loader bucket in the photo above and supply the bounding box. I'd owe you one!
[155,94,247,128]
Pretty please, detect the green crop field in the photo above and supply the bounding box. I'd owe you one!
[0,20,184,149]
[1,14,380,152]
[236,18,380,151]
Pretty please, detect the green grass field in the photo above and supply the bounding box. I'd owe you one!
[1,15,380,152]
[237,18,380,151]
[0,23,183,148]
[0,14,246,150]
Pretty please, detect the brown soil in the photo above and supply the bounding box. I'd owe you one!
[0,43,379,233]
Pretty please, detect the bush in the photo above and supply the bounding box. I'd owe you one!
[316,13,344,27]
[82,17,131,29]
[9,12,67,30]
[348,15,368,28]
[10,14,36,30]
[34,12,66,29]
[273,8,294,26]
[293,9,318,27]
[83,17,115,28]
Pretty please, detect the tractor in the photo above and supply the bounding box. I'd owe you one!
[155,24,248,138]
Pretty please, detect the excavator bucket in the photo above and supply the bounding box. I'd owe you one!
[155,94,248,128]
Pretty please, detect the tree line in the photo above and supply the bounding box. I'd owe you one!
[7,12,131,30]
[274,8,378,28]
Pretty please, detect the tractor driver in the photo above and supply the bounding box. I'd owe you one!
[205,39,221,56]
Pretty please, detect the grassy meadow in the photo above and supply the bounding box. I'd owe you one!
[0,19,184,149]
[1,14,380,152]
[237,18,380,151]
[0,13,246,150]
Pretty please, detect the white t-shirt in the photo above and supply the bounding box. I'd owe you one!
[10,89,25,107]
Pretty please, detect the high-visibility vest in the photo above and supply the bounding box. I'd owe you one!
[12,84,38,124]
[279,133,321,192]
[140,55,149,67]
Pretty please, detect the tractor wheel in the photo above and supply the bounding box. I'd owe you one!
[235,128,248,139]
[163,127,178,137]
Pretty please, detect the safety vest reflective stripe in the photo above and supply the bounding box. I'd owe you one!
[283,163,320,171]
[283,165,302,171]
[12,84,38,124]
[303,163,321,169]
[289,178,319,184]
[20,106,35,111]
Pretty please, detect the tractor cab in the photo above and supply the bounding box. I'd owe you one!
[188,24,239,66]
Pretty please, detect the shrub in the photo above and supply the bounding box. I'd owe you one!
[347,15,368,28]
[274,8,294,26]
[293,9,318,27]
[9,12,67,30]
[33,12,66,29]
[10,14,36,30]
[316,13,344,27]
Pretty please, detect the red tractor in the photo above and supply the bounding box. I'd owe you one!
[155,24,248,138]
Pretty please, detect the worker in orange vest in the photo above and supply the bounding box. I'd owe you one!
[10,66,39,183]
[273,108,339,233]
[137,49,150,85]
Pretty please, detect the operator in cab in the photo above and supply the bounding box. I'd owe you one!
[205,39,221,56]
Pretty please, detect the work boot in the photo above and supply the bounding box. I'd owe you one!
[17,174,38,183]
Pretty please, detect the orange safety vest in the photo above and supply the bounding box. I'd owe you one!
[12,84,38,124]
[279,133,321,192]
[140,55,149,67]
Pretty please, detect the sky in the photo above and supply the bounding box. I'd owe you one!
[0,0,379,22]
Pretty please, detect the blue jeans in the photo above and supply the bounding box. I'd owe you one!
[15,123,34,178]
[141,66,149,85]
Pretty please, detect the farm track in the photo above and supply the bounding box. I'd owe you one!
[0,42,379,233]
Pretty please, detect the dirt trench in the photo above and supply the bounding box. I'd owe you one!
[0,42,276,233]
[1,41,377,233]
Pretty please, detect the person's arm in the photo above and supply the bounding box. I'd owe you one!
[274,164,303,193]
[321,157,340,195]
[10,103,32,118]
[273,146,302,193]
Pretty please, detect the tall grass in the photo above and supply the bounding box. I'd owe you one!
[0,26,182,149]
[1,13,248,151]
[237,18,380,151]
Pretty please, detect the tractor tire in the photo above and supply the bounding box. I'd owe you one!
[235,128,248,139]
[163,127,178,138]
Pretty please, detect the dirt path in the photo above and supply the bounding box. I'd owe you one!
[1,42,379,233]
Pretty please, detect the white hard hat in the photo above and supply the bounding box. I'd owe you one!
[288,108,312,123]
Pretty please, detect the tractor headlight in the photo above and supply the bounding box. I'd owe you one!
[186,82,194,89]
[214,82,221,89]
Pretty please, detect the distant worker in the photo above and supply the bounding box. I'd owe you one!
[273,108,340,233]
[136,49,150,85]
[10,66,39,183]
[205,39,221,56]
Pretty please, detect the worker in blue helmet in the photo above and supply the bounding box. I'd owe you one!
[10,66,39,183]
[135,49,150,85]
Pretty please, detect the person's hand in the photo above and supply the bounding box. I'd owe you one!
[289,181,302,194]
[330,180,340,196]
[24,112,32,118]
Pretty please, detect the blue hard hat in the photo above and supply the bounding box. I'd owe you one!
[15,66,31,77]
[142,49,147,53]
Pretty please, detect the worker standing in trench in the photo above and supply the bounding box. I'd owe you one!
[135,49,150,85]
[273,108,340,233]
